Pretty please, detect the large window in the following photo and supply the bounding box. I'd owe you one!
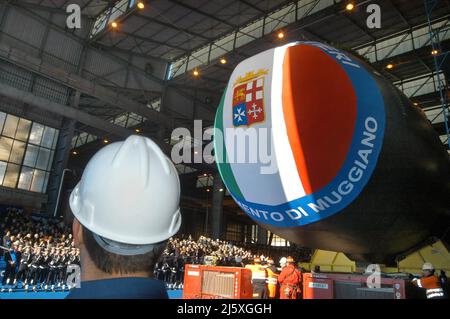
[269,231,290,247]
[225,223,242,242]
[0,112,58,193]
[90,0,134,38]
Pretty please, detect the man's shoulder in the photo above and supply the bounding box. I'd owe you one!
[66,277,168,299]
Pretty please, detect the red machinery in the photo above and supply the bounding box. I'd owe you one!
[183,264,253,299]
[303,272,407,299]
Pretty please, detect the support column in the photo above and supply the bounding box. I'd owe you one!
[257,225,268,245]
[245,224,252,243]
[45,91,78,216]
[210,172,224,239]
[156,84,169,147]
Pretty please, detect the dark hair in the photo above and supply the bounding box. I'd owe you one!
[82,226,167,275]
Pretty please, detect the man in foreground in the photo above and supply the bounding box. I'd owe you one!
[66,135,182,299]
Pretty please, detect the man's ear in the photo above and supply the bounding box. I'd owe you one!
[72,218,84,247]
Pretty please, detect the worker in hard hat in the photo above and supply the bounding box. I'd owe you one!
[412,263,446,299]
[278,256,302,300]
[279,257,287,272]
[245,257,268,299]
[265,258,279,299]
[66,135,181,299]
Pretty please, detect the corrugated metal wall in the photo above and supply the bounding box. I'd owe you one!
[2,8,49,50]
[0,5,167,98]
[0,59,70,106]
[44,29,84,73]
[0,96,62,129]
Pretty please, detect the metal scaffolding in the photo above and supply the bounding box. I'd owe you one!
[425,0,450,149]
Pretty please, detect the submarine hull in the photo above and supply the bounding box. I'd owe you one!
[214,42,450,262]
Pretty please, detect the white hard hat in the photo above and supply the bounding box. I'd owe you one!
[422,262,435,271]
[70,135,181,254]
[280,257,287,265]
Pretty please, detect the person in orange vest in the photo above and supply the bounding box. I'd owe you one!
[245,257,268,299]
[412,262,446,299]
[265,258,279,299]
[278,256,302,299]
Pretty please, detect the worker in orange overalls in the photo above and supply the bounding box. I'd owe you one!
[278,256,302,299]
[245,257,268,299]
[412,262,446,299]
[265,259,279,299]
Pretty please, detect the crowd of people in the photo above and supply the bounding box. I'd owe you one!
[1,207,301,294]
[0,208,80,292]
[1,208,447,299]
[153,235,291,290]
[153,235,305,298]
[154,235,257,289]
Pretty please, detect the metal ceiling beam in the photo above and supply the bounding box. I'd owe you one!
[112,3,199,54]
[172,5,450,88]
[3,3,216,127]
[168,0,334,77]
[167,0,238,29]
[11,0,91,17]
[134,12,213,41]
[388,0,412,29]
[8,1,164,86]
[156,2,298,61]
[0,82,131,138]
[94,43,170,63]
[172,84,222,96]
[169,0,297,63]
[374,37,450,76]
[0,41,173,128]
[342,13,376,42]
[301,28,329,43]
[238,0,265,14]
[81,0,96,10]
[117,30,189,53]
[101,85,162,97]
[352,14,450,51]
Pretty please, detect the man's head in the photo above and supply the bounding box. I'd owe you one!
[69,135,181,280]
[72,219,167,276]
[279,257,287,268]
[422,262,435,277]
